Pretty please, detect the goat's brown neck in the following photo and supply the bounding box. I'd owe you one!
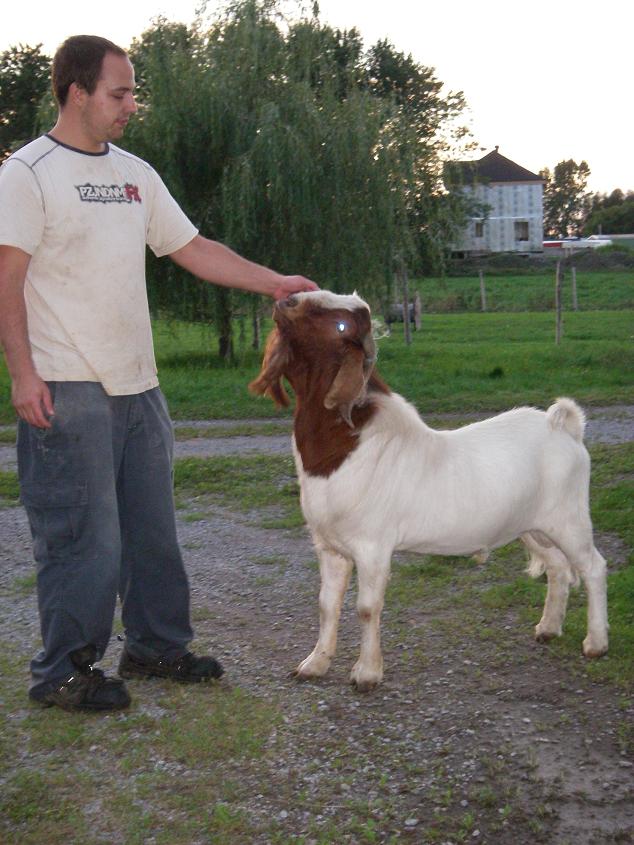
[290,370,390,477]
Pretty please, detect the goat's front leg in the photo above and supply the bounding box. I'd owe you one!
[350,553,391,692]
[294,549,353,680]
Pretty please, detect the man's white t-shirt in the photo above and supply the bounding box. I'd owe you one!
[0,135,198,395]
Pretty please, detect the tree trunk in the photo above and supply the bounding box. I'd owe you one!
[414,291,422,331]
[252,300,261,350]
[216,289,234,361]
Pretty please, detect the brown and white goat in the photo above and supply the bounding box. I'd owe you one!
[250,290,608,691]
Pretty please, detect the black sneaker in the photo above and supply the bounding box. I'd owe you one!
[118,649,224,683]
[29,669,131,712]
[29,644,131,712]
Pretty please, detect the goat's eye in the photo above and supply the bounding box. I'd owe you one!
[336,321,347,333]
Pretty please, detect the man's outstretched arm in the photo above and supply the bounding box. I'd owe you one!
[169,235,318,300]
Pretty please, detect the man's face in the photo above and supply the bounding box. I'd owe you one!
[78,52,138,146]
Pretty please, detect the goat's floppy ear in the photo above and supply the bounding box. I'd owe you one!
[324,346,367,428]
[249,328,290,407]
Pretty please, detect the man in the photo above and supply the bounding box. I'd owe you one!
[0,35,317,712]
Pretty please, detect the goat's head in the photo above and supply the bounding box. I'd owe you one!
[249,291,377,427]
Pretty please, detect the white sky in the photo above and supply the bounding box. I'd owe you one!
[3,0,631,194]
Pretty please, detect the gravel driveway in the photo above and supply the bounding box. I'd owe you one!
[1,404,633,471]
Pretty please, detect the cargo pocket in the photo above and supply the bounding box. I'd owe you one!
[20,481,89,561]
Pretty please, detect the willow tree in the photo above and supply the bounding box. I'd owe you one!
[122,1,470,357]
[0,43,51,160]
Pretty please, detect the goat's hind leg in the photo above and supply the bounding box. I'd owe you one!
[525,530,609,658]
[522,532,573,643]
[294,548,353,680]
[550,527,608,657]
[576,544,609,658]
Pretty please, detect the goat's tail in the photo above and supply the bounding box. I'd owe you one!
[546,397,586,442]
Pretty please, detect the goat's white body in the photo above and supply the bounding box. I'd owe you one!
[296,394,588,558]
[293,392,608,689]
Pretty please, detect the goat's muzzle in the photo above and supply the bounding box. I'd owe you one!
[275,295,298,313]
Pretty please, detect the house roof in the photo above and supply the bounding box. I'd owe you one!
[455,147,543,184]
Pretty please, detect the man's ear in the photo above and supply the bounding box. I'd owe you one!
[69,81,87,107]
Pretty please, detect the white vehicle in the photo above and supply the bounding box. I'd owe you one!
[561,236,612,250]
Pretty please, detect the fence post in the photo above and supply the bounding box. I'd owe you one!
[414,290,422,331]
[400,261,412,346]
[479,269,487,312]
[555,261,563,344]
[571,266,578,311]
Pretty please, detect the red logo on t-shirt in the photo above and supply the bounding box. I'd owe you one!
[125,183,142,203]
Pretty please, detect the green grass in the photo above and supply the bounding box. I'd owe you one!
[414,269,634,313]
[8,573,37,596]
[378,310,634,413]
[174,453,299,510]
[0,427,16,444]
[173,453,304,528]
[0,649,282,845]
[0,469,19,504]
[174,421,291,440]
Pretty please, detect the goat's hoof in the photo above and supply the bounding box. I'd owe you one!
[351,677,379,693]
[582,636,608,659]
[291,670,315,683]
[534,625,561,643]
[350,663,383,692]
[293,654,331,680]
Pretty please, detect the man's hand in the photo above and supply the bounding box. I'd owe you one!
[270,275,319,301]
[12,372,54,429]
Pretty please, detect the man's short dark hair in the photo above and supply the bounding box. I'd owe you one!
[52,35,127,107]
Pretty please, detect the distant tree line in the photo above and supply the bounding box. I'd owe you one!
[583,189,634,236]
[540,159,634,239]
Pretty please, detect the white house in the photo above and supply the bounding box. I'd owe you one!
[452,147,544,255]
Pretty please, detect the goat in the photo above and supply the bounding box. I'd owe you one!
[250,290,609,691]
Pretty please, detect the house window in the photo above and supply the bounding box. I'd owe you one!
[474,221,484,238]
[515,221,529,241]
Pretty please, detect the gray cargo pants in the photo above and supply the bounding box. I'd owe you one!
[18,382,193,694]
